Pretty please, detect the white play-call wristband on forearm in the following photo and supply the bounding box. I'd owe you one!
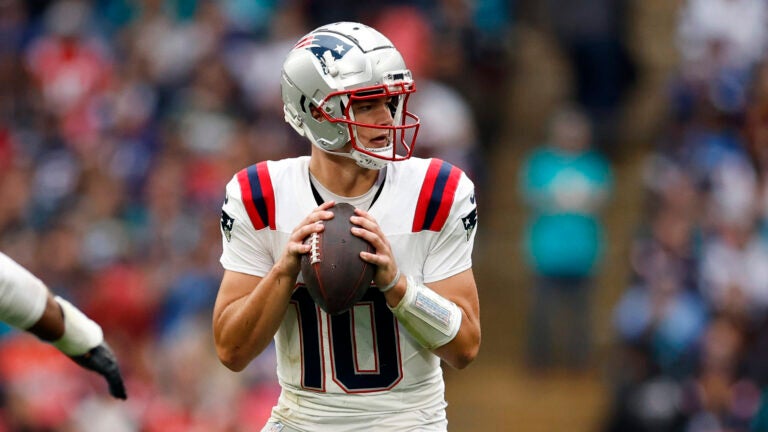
[388,276,462,350]
[52,296,104,356]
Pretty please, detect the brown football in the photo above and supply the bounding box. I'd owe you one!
[300,203,376,315]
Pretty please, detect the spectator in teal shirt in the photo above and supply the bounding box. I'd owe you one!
[520,104,613,372]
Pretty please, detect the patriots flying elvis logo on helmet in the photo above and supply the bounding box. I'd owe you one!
[293,34,353,75]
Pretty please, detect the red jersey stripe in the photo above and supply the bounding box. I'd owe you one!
[256,162,276,230]
[236,162,276,230]
[429,164,461,231]
[413,159,462,232]
[412,159,443,232]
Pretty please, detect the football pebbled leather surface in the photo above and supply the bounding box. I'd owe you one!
[300,203,376,315]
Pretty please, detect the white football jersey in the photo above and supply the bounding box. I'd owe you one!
[220,156,478,432]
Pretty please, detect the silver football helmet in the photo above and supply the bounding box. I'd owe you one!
[281,22,420,170]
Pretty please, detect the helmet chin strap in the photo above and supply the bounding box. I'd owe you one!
[305,118,393,170]
[313,142,392,170]
[350,145,392,170]
[309,137,392,171]
[346,119,392,170]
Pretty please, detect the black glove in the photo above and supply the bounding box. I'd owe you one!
[69,342,127,400]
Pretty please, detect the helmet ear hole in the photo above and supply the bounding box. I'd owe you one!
[309,106,324,121]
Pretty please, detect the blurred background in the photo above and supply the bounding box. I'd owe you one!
[1,0,768,431]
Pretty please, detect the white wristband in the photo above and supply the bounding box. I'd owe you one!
[378,269,401,293]
[389,276,462,350]
[52,296,104,356]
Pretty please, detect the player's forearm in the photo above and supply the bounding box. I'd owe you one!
[387,272,481,369]
[433,309,481,369]
[1,253,126,398]
[214,266,297,371]
[0,252,49,330]
[26,294,65,341]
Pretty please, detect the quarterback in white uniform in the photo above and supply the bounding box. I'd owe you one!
[213,22,480,432]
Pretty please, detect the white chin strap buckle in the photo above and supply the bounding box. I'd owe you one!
[351,146,392,170]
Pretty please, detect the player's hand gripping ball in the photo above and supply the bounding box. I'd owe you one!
[301,203,376,315]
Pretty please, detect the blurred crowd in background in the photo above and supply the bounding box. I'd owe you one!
[0,0,507,430]
[5,0,768,431]
[602,0,768,430]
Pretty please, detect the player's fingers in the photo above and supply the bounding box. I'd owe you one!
[306,208,335,225]
[318,200,336,211]
[306,212,333,227]
[352,207,376,224]
[291,221,324,246]
[349,213,397,283]
[293,202,335,239]
[352,224,393,259]
[350,225,386,251]
[70,343,128,400]
[353,227,397,279]
[350,211,390,246]
[107,372,127,399]
[297,201,336,227]
[349,214,374,229]
[359,250,391,266]
[360,251,399,289]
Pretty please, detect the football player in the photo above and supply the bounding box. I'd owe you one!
[213,22,480,431]
[0,252,127,399]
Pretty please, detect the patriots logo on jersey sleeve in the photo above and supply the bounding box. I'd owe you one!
[461,207,477,241]
[294,34,353,75]
[221,210,235,242]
